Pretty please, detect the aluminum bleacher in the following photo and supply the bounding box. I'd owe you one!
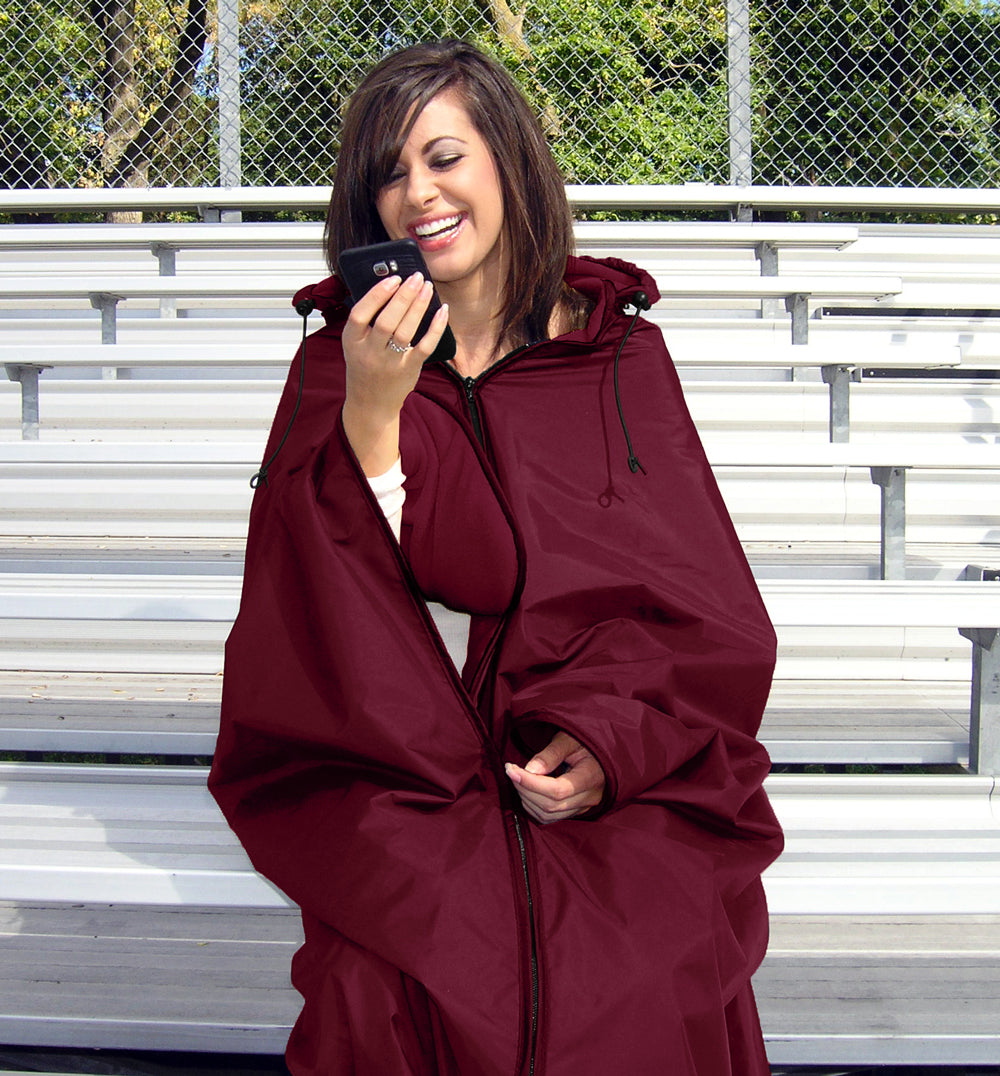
[0,188,999,1068]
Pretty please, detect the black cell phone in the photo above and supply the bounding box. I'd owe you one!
[337,239,455,363]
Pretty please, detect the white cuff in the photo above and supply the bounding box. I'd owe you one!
[367,457,406,541]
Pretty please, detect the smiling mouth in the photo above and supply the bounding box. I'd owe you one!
[412,214,464,241]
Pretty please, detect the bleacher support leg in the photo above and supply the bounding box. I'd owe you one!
[152,243,178,320]
[756,241,783,319]
[870,466,906,580]
[89,293,121,344]
[785,293,809,344]
[821,364,857,443]
[960,627,1000,776]
[3,364,48,440]
[961,566,1000,776]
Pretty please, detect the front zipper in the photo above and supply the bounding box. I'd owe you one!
[445,342,532,450]
[513,812,539,1076]
[460,375,484,444]
[444,359,540,1076]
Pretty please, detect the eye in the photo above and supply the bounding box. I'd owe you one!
[432,153,463,171]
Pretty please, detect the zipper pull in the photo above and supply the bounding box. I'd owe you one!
[462,376,485,444]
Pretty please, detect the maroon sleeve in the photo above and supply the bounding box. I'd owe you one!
[489,322,781,859]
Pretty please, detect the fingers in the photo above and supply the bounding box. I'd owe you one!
[346,272,448,357]
[386,277,448,358]
[505,740,606,825]
[340,272,450,476]
[347,272,405,330]
[506,766,600,824]
[523,730,579,776]
[341,271,446,415]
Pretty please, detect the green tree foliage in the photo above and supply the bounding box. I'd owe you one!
[3,0,1000,195]
[753,0,1000,187]
[0,2,95,188]
[234,0,729,187]
[509,0,729,183]
[0,0,729,191]
[93,0,210,189]
[0,0,210,191]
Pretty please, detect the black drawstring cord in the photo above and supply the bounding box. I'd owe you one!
[250,298,316,489]
[613,291,651,475]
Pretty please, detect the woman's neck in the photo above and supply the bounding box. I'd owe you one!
[437,266,577,380]
[444,295,578,380]
[437,272,508,380]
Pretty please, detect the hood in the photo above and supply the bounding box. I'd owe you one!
[292,272,350,324]
[564,254,659,329]
[291,254,660,332]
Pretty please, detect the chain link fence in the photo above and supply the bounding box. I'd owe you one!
[752,0,1000,188]
[1,0,998,194]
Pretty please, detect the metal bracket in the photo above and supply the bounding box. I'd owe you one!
[786,293,809,345]
[199,205,242,223]
[89,292,123,344]
[820,364,862,442]
[755,241,783,319]
[150,243,177,275]
[870,466,906,580]
[4,363,51,440]
[755,241,779,276]
[151,243,178,318]
[960,565,1000,775]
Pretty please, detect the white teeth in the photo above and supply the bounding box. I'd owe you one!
[414,214,461,237]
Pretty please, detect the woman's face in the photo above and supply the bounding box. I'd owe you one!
[376,89,506,296]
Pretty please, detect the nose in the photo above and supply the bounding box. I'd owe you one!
[403,163,437,209]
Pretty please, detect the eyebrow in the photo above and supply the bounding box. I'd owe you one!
[420,135,469,154]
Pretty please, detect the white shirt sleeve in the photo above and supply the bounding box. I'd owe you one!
[367,456,406,541]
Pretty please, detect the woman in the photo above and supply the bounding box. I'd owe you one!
[209,39,783,1076]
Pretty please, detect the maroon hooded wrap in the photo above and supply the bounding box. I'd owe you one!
[209,255,783,1075]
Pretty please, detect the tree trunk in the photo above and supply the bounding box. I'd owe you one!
[93,0,209,221]
[484,0,531,58]
[92,0,143,220]
[479,0,561,138]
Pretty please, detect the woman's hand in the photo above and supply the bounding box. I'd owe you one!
[341,272,449,475]
[505,731,606,824]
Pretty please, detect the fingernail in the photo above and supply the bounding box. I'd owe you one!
[383,275,402,288]
[406,272,424,287]
[504,763,521,784]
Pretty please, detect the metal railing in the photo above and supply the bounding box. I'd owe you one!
[1,0,999,194]
[5,183,1000,220]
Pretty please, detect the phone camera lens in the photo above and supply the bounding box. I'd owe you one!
[373,261,389,277]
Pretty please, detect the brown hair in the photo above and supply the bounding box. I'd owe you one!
[324,39,581,349]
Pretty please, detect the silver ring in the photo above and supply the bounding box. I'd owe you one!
[386,338,412,354]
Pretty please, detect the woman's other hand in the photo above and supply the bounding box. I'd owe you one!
[341,272,449,475]
[505,731,606,824]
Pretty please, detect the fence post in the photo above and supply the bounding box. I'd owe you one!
[217,0,243,221]
[726,0,753,198]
